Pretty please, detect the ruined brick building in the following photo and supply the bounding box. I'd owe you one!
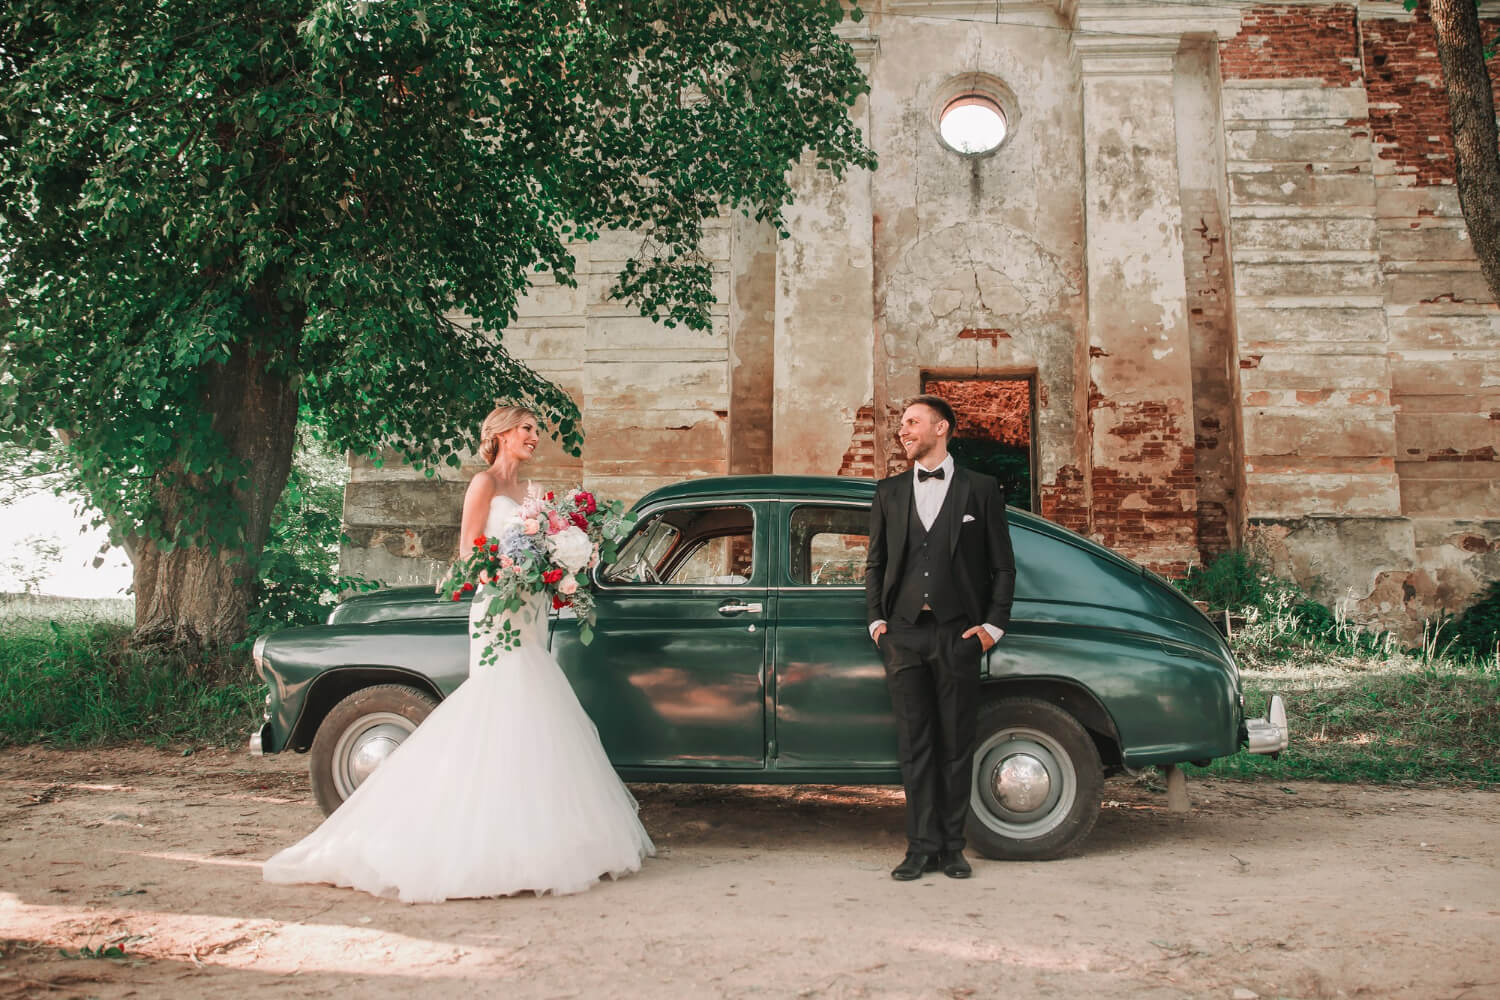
[343,0,1500,636]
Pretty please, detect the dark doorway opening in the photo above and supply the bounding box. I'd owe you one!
[921,375,1036,511]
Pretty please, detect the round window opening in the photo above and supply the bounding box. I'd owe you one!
[939,94,1007,156]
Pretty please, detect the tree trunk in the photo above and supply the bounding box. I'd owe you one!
[132,334,300,651]
[1429,0,1500,304]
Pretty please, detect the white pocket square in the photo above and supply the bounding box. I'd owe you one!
[962,514,976,523]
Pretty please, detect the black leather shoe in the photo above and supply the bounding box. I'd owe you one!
[939,849,972,879]
[891,851,939,881]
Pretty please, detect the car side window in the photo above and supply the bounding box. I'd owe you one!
[788,505,868,586]
[601,504,755,586]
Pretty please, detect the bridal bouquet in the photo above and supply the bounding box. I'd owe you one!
[442,487,635,656]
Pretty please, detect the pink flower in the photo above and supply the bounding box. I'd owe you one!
[558,576,578,596]
[523,517,540,535]
[500,555,513,568]
[547,511,566,535]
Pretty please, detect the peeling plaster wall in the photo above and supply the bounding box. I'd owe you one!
[341,223,735,582]
[341,0,1500,637]
[1222,3,1500,635]
[866,5,1087,503]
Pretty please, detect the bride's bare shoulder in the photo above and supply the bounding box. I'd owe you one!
[464,471,498,503]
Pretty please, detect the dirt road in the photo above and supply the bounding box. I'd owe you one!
[0,747,1496,1000]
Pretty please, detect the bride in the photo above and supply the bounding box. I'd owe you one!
[263,404,655,902]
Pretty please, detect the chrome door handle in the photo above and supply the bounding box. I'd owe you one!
[717,602,763,615]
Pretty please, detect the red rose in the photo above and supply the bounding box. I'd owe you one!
[462,582,475,592]
[574,491,596,513]
[489,544,498,553]
[451,591,462,601]
[545,491,554,501]
[473,535,487,548]
[552,594,571,610]
[570,511,588,529]
[542,568,564,584]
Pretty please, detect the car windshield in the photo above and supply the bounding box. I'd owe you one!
[602,504,755,585]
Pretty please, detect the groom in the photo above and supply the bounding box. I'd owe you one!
[865,395,1016,881]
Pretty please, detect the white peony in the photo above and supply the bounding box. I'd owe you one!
[546,526,593,574]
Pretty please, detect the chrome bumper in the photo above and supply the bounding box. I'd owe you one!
[1245,694,1289,755]
[248,721,272,757]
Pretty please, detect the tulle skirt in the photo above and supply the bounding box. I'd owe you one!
[263,597,654,903]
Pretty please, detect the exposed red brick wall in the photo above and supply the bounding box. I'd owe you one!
[1040,464,1090,535]
[1088,399,1198,561]
[1218,4,1362,85]
[1361,8,1500,187]
[838,403,906,479]
[923,378,1032,449]
[838,404,881,479]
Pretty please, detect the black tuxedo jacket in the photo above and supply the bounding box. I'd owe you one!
[864,465,1017,631]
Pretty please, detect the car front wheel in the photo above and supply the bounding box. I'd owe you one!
[308,683,437,816]
[966,697,1103,860]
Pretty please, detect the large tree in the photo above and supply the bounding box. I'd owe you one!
[0,0,874,648]
[1426,0,1500,302]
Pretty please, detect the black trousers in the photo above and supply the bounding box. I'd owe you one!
[879,611,982,853]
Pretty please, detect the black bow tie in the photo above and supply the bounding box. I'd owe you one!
[917,466,945,482]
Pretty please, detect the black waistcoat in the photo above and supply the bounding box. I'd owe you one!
[890,486,964,626]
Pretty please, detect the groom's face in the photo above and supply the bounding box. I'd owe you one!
[899,404,948,465]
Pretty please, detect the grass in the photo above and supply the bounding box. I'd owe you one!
[0,594,262,750]
[1179,558,1500,788]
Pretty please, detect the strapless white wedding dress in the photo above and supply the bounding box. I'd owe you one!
[263,494,654,902]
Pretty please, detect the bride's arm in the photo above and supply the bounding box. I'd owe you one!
[457,473,498,560]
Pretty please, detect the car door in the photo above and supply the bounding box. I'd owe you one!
[551,499,769,771]
[770,500,901,770]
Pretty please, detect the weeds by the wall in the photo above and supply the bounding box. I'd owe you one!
[1179,550,1499,786]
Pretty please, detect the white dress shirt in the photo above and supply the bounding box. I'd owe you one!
[870,454,1004,644]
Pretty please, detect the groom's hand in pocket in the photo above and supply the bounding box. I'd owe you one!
[962,625,996,652]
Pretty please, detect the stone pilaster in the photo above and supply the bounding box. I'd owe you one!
[1076,35,1200,574]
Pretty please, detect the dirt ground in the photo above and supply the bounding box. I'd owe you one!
[0,747,1496,1000]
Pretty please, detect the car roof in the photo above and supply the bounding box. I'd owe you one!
[637,475,875,505]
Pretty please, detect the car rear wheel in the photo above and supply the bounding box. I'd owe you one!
[308,684,438,816]
[966,697,1103,860]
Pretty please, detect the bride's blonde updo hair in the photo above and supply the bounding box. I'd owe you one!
[478,404,537,464]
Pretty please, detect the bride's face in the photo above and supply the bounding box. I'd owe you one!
[498,417,540,464]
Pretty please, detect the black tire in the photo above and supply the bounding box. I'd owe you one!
[308,683,438,816]
[966,697,1103,860]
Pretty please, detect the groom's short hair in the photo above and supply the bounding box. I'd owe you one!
[905,394,957,438]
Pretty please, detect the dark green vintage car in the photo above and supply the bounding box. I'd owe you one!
[250,475,1288,859]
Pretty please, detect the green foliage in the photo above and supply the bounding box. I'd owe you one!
[1178,549,1500,787]
[1178,548,1335,640]
[249,436,376,634]
[1450,578,1500,661]
[0,0,875,624]
[1178,549,1275,611]
[0,609,260,748]
[948,438,1032,511]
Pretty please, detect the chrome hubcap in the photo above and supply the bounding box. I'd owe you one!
[993,752,1052,813]
[971,725,1077,840]
[332,712,417,799]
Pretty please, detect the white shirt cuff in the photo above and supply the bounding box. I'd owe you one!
[982,624,1004,643]
[869,619,887,639]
